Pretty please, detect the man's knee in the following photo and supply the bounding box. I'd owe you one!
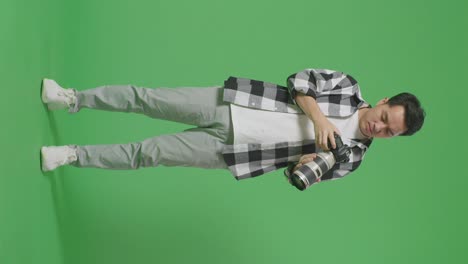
[135,140,160,168]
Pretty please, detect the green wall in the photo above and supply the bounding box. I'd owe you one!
[1,0,465,263]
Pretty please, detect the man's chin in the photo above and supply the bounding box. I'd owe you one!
[359,126,370,138]
[364,130,373,139]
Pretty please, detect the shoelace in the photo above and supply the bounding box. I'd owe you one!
[57,89,77,105]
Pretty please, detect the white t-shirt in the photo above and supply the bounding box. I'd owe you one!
[230,103,366,146]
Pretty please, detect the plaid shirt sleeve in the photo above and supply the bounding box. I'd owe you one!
[285,68,359,105]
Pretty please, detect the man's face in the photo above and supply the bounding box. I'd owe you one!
[359,98,408,138]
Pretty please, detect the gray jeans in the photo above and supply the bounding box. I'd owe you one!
[67,84,233,170]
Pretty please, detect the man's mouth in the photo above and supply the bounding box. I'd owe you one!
[367,122,373,137]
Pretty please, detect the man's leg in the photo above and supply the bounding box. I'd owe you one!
[67,97,233,170]
[68,128,229,170]
[68,84,225,128]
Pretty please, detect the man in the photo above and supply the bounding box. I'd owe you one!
[40,68,425,187]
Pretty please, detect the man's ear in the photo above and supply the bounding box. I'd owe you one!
[376,97,389,106]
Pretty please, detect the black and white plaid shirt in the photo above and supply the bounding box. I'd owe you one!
[221,68,373,186]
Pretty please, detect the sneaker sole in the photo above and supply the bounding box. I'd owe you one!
[40,146,49,171]
[41,78,50,104]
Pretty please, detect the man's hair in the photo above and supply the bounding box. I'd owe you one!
[387,92,426,136]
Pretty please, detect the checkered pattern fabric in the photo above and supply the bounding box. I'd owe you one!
[221,68,373,186]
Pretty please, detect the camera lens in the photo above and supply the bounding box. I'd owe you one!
[291,175,306,191]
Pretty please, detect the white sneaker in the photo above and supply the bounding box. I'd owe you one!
[41,78,77,110]
[41,145,78,171]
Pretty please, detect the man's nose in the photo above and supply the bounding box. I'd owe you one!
[375,122,387,133]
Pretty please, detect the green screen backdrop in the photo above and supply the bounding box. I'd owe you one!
[1,0,466,263]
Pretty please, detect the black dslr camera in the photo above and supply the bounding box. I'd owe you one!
[285,133,351,191]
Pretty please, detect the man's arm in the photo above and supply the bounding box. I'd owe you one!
[294,91,340,150]
[283,68,365,185]
[286,68,357,150]
[294,93,324,124]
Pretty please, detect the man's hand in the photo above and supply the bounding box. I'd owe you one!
[313,116,341,151]
[294,94,341,151]
[293,153,318,172]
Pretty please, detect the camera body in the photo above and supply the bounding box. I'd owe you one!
[286,133,351,191]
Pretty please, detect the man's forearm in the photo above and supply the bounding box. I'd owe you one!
[295,93,326,122]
